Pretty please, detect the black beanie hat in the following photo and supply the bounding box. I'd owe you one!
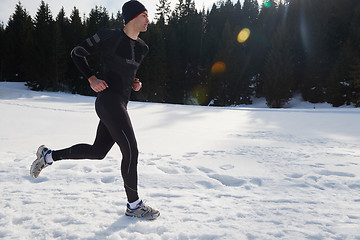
[122,0,147,24]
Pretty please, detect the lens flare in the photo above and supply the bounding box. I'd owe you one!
[263,0,271,8]
[211,61,226,75]
[237,28,251,43]
[190,85,208,105]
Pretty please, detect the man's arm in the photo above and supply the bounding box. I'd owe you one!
[71,30,113,92]
[71,40,96,80]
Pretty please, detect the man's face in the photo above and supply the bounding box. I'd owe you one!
[132,11,149,32]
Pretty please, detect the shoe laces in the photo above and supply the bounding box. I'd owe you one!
[139,200,152,212]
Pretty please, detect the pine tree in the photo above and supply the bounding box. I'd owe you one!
[325,0,360,107]
[68,7,87,94]
[242,0,259,27]
[238,0,260,99]
[326,39,355,107]
[300,0,333,103]
[155,0,172,24]
[253,0,279,98]
[263,25,295,108]
[69,7,86,47]
[0,23,4,80]
[203,4,226,105]
[28,1,56,90]
[202,4,222,67]
[87,6,110,36]
[166,0,201,104]
[347,2,360,106]
[135,23,169,103]
[54,7,71,91]
[109,11,124,29]
[175,0,196,19]
[3,2,34,83]
[284,0,305,92]
[209,20,234,106]
[349,60,360,107]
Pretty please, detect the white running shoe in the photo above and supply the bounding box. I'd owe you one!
[30,145,52,178]
[125,200,160,220]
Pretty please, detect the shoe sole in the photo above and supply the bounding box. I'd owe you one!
[30,159,41,178]
[125,211,160,220]
[30,145,47,178]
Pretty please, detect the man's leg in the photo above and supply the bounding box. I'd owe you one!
[30,121,114,178]
[52,121,115,161]
[97,103,139,203]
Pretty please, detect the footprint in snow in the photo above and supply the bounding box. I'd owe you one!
[208,174,246,187]
[157,166,179,174]
[0,231,10,239]
[348,184,360,189]
[195,180,217,188]
[12,216,32,225]
[83,167,92,173]
[250,178,262,186]
[197,166,214,174]
[286,173,303,179]
[203,151,216,156]
[317,170,355,178]
[182,166,194,173]
[220,164,234,170]
[183,152,198,158]
[101,176,115,183]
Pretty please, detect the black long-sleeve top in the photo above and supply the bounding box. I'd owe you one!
[71,29,149,103]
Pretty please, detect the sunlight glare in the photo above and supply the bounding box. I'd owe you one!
[263,0,271,8]
[211,61,226,75]
[190,85,208,105]
[237,28,251,43]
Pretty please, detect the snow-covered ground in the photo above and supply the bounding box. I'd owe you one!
[1,82,360,240]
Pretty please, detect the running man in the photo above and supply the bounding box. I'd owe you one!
[30,0,159,220]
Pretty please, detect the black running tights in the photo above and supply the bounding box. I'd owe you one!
[52,90,139,203]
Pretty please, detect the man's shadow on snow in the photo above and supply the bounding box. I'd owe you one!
[88,215,142,239]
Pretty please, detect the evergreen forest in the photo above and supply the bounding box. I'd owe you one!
[1,0,360,107]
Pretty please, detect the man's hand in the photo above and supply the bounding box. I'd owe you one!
[88,76,108,92]
[133,78,142,91]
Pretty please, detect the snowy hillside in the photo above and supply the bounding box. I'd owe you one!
[1,82,360,239]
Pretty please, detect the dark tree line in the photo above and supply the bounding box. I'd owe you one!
[1,0,360,107]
